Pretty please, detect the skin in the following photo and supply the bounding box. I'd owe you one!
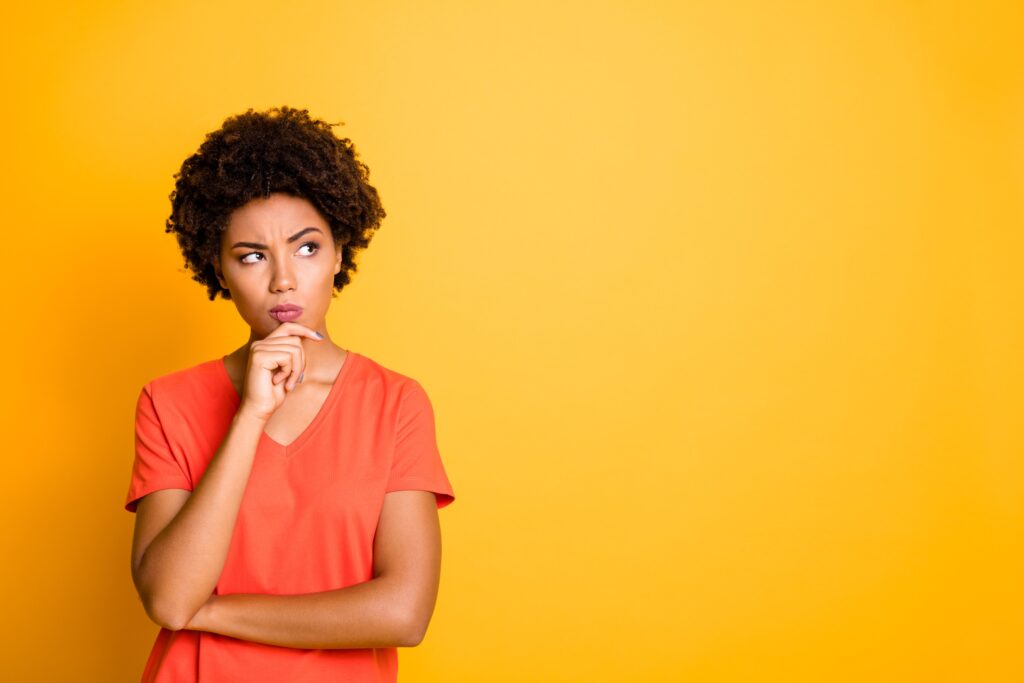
[130,192,443,648]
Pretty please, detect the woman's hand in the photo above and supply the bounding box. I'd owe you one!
[238,322,324,421]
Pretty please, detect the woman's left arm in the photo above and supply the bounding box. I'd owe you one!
[185,489,443,649]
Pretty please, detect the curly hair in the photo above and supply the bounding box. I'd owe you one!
[166,106,386,301]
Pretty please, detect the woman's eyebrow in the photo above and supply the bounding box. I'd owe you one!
[231,226,324,249]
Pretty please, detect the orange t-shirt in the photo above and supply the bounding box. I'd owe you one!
[124,350,455,682]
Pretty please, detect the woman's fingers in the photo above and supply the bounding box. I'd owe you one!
[266,322,324,342]
[259,342,302,390]
[264,323,321,391]
[240,323,324,419]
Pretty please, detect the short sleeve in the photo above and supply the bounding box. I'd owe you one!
[124,384,193,513]
[387,382,455,509]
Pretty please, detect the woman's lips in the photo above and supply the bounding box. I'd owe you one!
[270,305,303,322]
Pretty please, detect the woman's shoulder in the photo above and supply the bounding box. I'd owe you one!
[349,350,429,396]
[139,356,225,403]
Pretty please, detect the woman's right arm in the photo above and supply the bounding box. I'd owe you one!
[129,322,322,631]
[131,408,266,631]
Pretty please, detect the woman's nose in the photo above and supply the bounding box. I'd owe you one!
[271,264,296,291]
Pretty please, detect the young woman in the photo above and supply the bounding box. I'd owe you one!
[124,106,455,682]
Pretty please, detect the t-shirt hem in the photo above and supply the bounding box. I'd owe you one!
[125,479,194,512]
[384,479,455,509]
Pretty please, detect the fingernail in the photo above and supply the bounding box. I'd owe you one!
[315,331,324,339]
[298,372,304,383]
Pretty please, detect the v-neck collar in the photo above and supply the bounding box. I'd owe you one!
[216,350,359,455]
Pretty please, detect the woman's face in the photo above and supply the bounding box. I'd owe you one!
[214,192,343,338]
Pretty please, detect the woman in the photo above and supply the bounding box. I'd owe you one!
[124,106,455,682]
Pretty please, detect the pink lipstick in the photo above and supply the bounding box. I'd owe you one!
[269,304,303,322]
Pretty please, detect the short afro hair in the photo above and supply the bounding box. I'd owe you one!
[166,105,386,301]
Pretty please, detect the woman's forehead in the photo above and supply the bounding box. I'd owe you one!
[225,193,328,239]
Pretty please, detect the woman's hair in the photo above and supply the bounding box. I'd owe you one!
[166,106,386,301]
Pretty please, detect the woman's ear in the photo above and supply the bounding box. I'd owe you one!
[214,254,228,290]
[334,241,344,275]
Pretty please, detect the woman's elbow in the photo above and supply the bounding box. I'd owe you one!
[399,622,426,648]
[134,567,184,630]
[138,586,196,632]
[395,606,433,647]
[140,594,187,631]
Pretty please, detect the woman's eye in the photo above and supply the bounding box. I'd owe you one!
[238,242,320,265]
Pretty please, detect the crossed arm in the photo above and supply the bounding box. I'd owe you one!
[134,487,442,649]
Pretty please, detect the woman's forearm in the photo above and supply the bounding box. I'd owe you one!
[186,577,422,649]
[136,410,266,630]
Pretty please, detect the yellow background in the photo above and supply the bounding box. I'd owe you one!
[2,1,1022,681]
